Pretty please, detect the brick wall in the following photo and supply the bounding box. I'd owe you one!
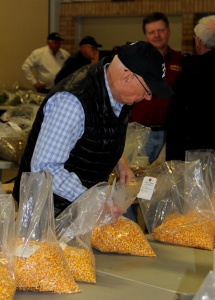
[59,0,215,54]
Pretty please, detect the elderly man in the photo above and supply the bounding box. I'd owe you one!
[22,32,70,93]
[13,41,173,217]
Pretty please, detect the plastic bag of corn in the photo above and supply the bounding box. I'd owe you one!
[59,234,96,283]
[56,180,138,282]
[55,182,111,283]
[0,195,16,300]
[91,216,156,257]
[138,160,215,250]
[151,210,215,250]
[14,171,80,293]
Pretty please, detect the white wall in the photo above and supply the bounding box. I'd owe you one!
[49,0,182,51]
[0,0,49,90]
[79,15,182,51]
[0,0,182,90]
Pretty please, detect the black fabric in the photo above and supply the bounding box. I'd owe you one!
[13,57,132,215]
[55,51,91,85]
[36,88,51,94]
[47,32,63,41]
[54,197,71,218]
[79,36,102,48]
[118,41,173,98]
[151,126,166,131]
[166,49,215,161]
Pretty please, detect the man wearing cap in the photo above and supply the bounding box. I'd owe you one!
[13,41,173,217]
[55,36,102,85]
[22,32,70,93]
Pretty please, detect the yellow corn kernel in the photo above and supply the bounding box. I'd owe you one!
[151,211,215,250]
[14,240,80,293]
[91,216,156,257]
[0,264,16,300]
[64,245,96,283]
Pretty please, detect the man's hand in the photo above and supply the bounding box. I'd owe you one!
[114,156,134,185]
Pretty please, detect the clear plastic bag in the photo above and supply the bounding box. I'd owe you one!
[55,180,136,283]
[1,104,39,133]
[138,160,215,250]
[0,122,26,163]
[0,104,39,162]
[91,215,156,257]
[56,179,137,239]
[0,194,16,300]
[186,149,215,205]
[123,122,150,175]
[59,234,96,283]
[14,171,80,293]
[0,88,45,107]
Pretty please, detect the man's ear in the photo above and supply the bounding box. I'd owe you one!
[196,36,204,49]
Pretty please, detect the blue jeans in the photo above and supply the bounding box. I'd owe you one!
[144,130,166,164]
[123,204,138,223]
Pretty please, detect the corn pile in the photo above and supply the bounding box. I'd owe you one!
[14,240,80,293]
[64,245,96,283]
[91,216,156,257]
[151,211,215,250]
[0,264,16,300]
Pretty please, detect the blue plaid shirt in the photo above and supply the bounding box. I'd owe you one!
[31,65,123,202]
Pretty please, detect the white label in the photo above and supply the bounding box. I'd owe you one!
[8,121,22,131]
[15,244,40,258]
[60,242,67,250]
[137,176,157,200]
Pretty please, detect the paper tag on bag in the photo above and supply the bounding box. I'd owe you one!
[8,121,22,132]
[137,176,157,200]
[15,243,40,258]
[60,242,67,250]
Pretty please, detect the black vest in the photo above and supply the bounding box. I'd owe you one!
[13,57,132,212]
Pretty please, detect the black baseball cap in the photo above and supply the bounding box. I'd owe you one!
[79,36,102,48]
[118,41,173,98]
[47,32,64,41]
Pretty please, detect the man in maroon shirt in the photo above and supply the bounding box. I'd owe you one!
[129,12,183,164]
[125,12,183,224]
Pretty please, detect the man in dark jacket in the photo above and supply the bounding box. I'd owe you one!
[55,36,102,85]
[13,41,173,217]
[166,15,215,161]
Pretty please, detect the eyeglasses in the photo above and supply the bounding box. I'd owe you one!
[133,73,152,96]
[124,70,151,96]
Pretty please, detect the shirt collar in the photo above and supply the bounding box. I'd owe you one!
[104,63,123,116]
